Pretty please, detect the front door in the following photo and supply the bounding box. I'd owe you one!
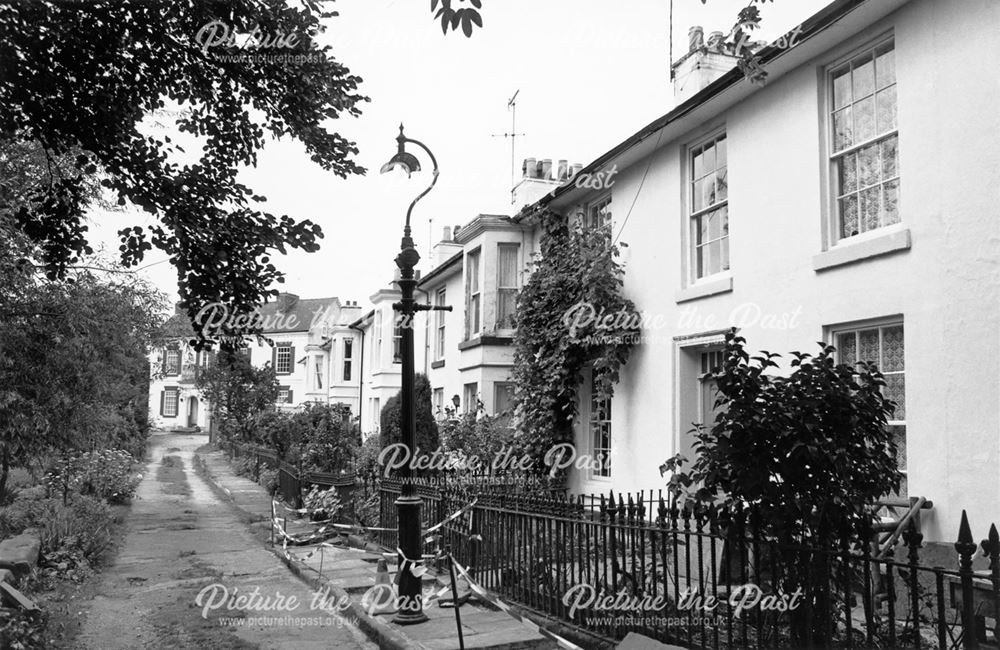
[187,396,199,428]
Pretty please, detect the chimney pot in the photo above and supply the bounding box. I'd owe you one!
[277,292,299,313]
[557,159,568,180]
[442,226,451,241]
[453,224,461,238]
[524,157,537,179]
[689,25,704,53]
[708,31,724,52]
[541,159,552,179]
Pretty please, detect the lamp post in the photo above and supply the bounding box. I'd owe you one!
[380,124,450,625]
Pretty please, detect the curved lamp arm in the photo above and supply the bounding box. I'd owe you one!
[400,136,439,236]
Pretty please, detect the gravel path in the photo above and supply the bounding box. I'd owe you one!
[73,432,376,650]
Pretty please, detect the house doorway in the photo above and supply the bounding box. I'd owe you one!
[187,396,199,428]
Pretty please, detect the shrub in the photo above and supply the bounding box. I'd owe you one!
[43,449,140,504]
[0,493,115,567]
[380,374,439,452]
[0,608,47,650]
[259,468,279,496]
[302,485,342,521]
[295,403,358,474]
[354,490,380,527]
[661,331,901,646]
[355,433,383,478]
[232,455,257,480]
[439,410,517,471]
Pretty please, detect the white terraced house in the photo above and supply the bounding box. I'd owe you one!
[501,0,999,556]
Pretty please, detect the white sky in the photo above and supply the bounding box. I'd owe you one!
[88,0,828,309]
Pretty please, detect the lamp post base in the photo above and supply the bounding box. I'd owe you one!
[393,492,428,625]
[392,610,430,626]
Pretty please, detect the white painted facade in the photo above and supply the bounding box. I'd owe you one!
[353,284,428,439]
[148,294,365,431]
[514,0,1000,543]
[417,215,534,422]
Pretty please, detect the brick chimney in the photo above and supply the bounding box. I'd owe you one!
[512,155,582,211]
[430,225,463,269]
[671,25,740,104]
[277,292,299,313]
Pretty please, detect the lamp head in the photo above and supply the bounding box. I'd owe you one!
[379,123,421,177]
[379,151,421,177]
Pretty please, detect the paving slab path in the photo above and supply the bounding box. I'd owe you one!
[73,431,376,650]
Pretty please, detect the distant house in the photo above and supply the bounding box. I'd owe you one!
[147,293,364,431]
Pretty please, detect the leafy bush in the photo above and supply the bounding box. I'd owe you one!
[43,449,140,504]
[0,492,115,565]
[0,608,47,650]
[661,331,902,646]
[355,434,383,478]
[295,403,358,474]
[259,468,279,496]
[302,485,342,521]
[354,490,380,527]
[439,410,517,471]
[380,374,439,452]
[232,455,257,480]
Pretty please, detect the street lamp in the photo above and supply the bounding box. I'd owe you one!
[380,124,450,625]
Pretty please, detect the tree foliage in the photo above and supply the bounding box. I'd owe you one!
[511,213,639,476]
[0,217,164,496]
[661,331,902,543]
[0,1,368,338]
[379,374,440,452]
[195,348,279,443]
[661,331,902,644]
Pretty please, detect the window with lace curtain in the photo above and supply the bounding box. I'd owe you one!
[830,39,898,240]
[496,243,519,330]
[465,249,481,339]
[834,321,906,493]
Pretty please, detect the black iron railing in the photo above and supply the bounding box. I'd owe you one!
[376,482,1000,650]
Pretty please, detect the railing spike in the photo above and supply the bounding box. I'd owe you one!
[957,509,975,547]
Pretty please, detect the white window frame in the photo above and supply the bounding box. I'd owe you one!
[828,317,907,489]
[275,344,293,375]
[433,388,444,420]
[588,370,612,480]
[392,314,402,364]
[164,348,181,376]
[434,287,447,360]
[826,35,898,245]
[495,243,520,331]
[277,386,291,404]
[343,338,353,382]
[687,130,729,283]
[313,356,324,390]
[163,388,179,417]
[585,193,612,230]
[465,249,481,339]
[373,311,382,367]
[463,382,478,414]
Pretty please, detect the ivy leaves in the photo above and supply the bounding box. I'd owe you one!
[431,0,483,37]
[511,213,640,476]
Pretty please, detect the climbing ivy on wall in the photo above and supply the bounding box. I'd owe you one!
[511,210,641,477]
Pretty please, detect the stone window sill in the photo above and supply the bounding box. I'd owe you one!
[675,275,734,304]
[813,226,911,271]
[430,360,445,369]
